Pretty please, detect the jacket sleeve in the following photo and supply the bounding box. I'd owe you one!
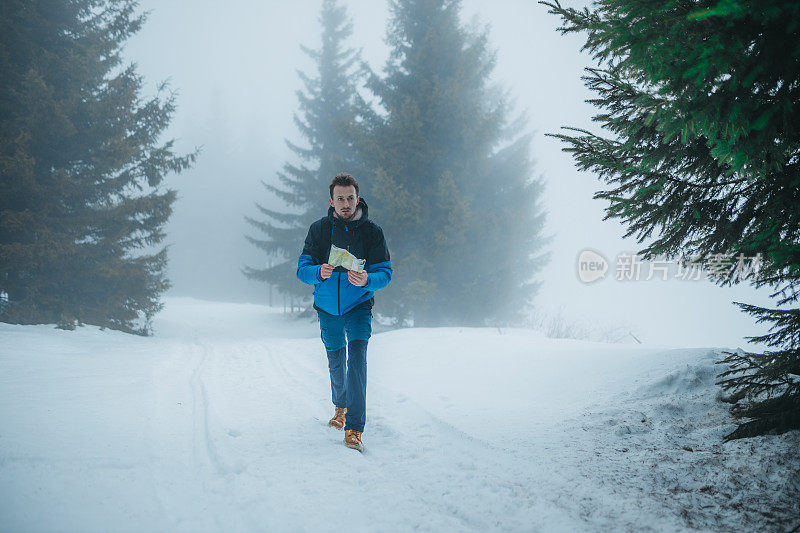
[363,225,392,292]
[297,224,323,286]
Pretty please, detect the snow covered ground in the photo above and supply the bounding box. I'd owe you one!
[1,297,798,532]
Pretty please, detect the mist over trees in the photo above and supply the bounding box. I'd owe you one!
[360,0,550,326]
[542,0,800,439]
[243,0,366,304]
[0,0,195,335]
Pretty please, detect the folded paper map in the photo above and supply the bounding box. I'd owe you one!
[328,244,365,273]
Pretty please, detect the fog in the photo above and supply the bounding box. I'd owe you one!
[123,0,774,348]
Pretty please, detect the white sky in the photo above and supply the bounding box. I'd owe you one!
[124,0,776,349]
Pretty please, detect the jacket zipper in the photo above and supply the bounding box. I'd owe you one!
[337,221,354,314]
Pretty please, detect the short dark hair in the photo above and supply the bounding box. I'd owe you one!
[329,173,359,198]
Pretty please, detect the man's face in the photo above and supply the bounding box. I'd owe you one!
[330,185,358,220]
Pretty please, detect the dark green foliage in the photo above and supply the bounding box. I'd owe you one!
[0,0,195,335]
[361,0,551,326]
[243,0,365,299]
[541,0,800,439]
[716,299,800,439]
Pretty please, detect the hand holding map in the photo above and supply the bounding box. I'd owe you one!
[328,244,366,273]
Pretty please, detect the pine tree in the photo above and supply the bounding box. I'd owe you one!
[361,0,551,326]
[0,0,195,335]
[243,0,365,302]
[541,0,800,439]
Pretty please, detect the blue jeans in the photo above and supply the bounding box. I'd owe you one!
[318,306,371,432]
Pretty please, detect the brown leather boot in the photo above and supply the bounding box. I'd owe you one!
[328,407,346,429]
[344,429,363,452]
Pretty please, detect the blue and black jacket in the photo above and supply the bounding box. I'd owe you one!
[297,197,392,316]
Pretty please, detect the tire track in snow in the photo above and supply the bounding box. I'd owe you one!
[188,340,208,469]
[188,340,233,477]
[146,338,255,532]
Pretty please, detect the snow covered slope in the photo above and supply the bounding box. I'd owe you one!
[0,297,797,532]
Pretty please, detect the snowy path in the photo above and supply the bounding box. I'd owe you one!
[1,297,798,532]
[145,334,582,531]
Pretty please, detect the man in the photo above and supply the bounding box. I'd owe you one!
[296,173,392,452]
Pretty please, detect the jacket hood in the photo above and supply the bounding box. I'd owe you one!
[328,197,369,227]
